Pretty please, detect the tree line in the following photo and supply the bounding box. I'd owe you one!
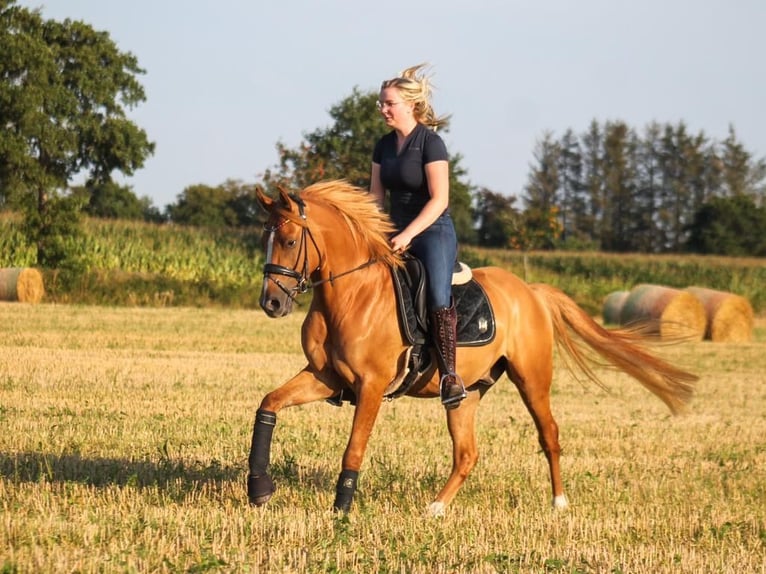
[517,121,766,254]
[2,0,766,274]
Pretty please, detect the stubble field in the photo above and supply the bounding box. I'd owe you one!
[1,302,764,573]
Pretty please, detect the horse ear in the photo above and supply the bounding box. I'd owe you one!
[255,186,273,212]
[277,185,291,205]
[276,185,299,214]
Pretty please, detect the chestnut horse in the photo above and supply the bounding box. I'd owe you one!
[247,180,697,516]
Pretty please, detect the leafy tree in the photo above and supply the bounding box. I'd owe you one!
[167,179,265,229]
[0,1,154,266]
[82,181,160,221]
[167,184,237,228]
[473,188,519,247]
[686,195,766,256]
[521,132,561,249]
[219,179,267,228]
[509,205,562,251]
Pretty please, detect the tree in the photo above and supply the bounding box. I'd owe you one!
[557,129,585,246]
[82,181,160,222]
[521,132,562,249]
[601,121,636,252]
[262,87,478,243]
[473,188,519,247]
[167,184,237,228]
[580,120,604,245]
[167,179,265,229]
[0,1,154,266]
[686,195,766,256]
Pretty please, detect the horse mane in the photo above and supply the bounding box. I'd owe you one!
[300,180,404,268]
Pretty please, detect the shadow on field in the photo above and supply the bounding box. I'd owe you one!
[0,451,240,489]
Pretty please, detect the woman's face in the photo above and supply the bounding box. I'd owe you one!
[377,87,414,129]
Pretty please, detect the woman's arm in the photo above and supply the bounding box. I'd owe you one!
[369,162,385,209]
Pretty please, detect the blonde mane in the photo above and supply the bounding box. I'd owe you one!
[300,180,403,268]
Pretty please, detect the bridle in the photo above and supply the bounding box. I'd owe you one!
[262,194,377,303]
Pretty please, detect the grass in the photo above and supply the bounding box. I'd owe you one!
[1,303,765,573]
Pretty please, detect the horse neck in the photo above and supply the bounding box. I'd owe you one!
[310,217,393,317]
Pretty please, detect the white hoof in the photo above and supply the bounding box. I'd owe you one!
[427,501,446,518]
[552,494,569,511]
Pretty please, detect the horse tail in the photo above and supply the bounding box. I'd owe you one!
[530,283,698,415]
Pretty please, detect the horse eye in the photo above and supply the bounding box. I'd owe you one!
[286,239,297,248]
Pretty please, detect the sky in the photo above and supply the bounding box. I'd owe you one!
[17,0,766,209]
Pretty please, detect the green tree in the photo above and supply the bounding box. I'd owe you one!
[167,184,237,228]
[82,181,159,221]
[686,195,766,256]
[557,129,586,246]
[601,121,636,252]
[167,179,265,229]
[0,1,154,266]
[521,131,561,249]
[580,120,604,245]
[473,188,519,247]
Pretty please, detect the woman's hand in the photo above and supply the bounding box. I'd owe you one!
[390,233,412,253]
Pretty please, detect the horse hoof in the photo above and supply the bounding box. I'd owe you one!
[427,501,446,517]
[552,494,569,511]
[247,473,275,507]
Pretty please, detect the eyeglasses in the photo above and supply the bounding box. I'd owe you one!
[376,100,404,111]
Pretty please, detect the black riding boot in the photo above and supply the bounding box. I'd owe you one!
[431,303,467,409]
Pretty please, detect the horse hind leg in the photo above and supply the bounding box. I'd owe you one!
[428,388,482,517]
[507,362,569,510]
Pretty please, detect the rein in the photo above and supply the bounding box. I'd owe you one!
[262,194,377,303]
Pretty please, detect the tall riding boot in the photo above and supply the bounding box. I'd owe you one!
[431,303,467,409]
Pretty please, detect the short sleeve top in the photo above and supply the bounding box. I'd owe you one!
[372,123,449,229]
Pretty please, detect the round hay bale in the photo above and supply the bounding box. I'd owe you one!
[0,267,45,304]
[685,286,754,342]
[619,284,706,341]
[602,290,630,325]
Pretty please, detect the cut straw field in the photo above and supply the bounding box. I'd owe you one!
[1,303,765,573]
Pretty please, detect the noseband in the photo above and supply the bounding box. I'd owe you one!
[262,194,377,302]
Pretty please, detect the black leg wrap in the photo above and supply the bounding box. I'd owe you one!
[247,473,275,507]
[247,409,277,506]
[332,469,359,513]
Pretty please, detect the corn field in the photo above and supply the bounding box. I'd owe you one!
[1,215,263,288]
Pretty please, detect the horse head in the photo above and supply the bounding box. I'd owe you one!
[256,186,320,318]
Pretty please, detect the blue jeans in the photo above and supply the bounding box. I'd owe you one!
[408,214,457,310]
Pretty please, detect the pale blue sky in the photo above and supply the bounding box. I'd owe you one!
[19,0,766,208]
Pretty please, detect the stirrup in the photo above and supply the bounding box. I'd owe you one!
[439,373,467,408]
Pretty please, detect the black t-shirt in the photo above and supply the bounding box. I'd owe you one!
[372,123,449,228]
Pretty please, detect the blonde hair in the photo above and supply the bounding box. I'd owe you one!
[380,63,450,130]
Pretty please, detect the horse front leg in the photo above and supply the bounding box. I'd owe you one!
[247,367,337,507]
[333,384,384,513]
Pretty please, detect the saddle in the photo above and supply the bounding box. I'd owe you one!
[392,255,496,347]
[327,255,496,406]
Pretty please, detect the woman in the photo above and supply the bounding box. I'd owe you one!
[369,64,466,409]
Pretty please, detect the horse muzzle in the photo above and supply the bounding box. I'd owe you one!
[259,275,297,317]
[259,290,294,318]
